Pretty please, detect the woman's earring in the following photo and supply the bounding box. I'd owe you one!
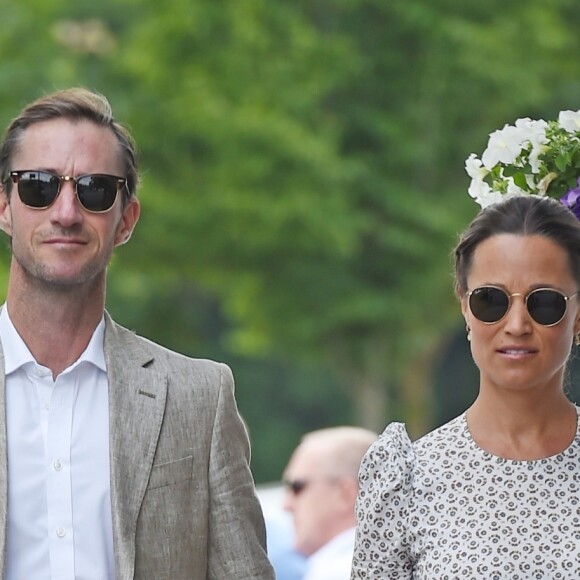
[466,325,471,342]
[575,332,580,346]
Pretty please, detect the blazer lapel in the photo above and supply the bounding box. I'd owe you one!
[104,315,167,580]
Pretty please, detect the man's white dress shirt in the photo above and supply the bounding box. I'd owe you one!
[304,527,356,580]
[1,306,115,580]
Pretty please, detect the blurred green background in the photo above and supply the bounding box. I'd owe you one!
[3,0,580,483]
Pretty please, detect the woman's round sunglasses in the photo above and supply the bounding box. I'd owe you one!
[467,286,579,326]
[9,170,127,213]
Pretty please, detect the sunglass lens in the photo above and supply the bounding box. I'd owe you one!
[18,171,59,208]
[77,175,118,212]
[284,479,307,495]
[469,287,509,323]
[527,289,566,325]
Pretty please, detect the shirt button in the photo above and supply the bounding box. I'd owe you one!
[53,459,62,471]
[56,527,66,538]
[43,402,50,410]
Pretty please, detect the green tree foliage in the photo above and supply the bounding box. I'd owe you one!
[114,0,580,434]
[112,0,461,433]
[2,0,580,480]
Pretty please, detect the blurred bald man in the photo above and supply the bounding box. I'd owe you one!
[282,427,377,580]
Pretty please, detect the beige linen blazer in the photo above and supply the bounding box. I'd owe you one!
[0,312,274,580]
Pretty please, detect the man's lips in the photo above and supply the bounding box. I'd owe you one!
[43,236,87,245]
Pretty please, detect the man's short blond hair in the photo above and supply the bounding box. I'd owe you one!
[300,426,377,479]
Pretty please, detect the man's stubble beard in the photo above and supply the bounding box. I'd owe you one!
[10,237,111,296]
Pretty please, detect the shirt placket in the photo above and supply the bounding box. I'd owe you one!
[42,368,75,580]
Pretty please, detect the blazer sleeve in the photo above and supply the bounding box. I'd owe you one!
[207,363,275,579]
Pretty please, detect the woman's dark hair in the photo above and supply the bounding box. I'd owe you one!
[454,195,580,295]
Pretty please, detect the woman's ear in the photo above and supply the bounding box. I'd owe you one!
[574,311,580,337]
[460,294,469,322]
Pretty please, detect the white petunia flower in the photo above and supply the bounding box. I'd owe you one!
[515,118,548,173]
[464,110,580,211]
[468,178,497,207]
[558,110,580,133]
[506,178,527,197]
[481,124,525,169]
[515,117,548,138]
[527,142,548,174]
[465,154,488,180]
[478,188,505,208]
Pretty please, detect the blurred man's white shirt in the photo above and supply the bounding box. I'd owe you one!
[303,527,356,580]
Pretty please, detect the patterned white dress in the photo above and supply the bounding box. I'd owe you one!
[351,409,580,579]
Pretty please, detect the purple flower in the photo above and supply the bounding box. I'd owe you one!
[560,178,580,220]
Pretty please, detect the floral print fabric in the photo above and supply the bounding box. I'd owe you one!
[351,410,580,579]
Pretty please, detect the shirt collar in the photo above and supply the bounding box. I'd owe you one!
[0,304,107,375]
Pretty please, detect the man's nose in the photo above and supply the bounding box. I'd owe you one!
[49,181,83,225]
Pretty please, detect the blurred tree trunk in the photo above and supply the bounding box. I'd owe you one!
[353,373,390,433]
[400,344,440,439]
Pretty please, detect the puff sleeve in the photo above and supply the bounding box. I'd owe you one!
[350,422,415,579]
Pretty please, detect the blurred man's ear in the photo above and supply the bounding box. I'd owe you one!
[336,476,359,509]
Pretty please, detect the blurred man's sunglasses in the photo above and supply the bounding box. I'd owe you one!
[283,479,309,496]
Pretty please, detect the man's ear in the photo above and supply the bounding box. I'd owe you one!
[0,184,13,238]
[114,197,140,247]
